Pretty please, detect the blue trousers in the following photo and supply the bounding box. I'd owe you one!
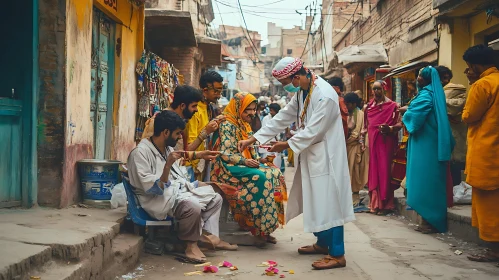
[314,226,345,257]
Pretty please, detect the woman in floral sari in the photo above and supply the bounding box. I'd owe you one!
[210,92,287,246]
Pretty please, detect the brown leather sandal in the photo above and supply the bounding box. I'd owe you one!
[312,256,346,270]
[298,244,328,255]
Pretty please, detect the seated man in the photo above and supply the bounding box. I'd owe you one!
[127,110,236,263]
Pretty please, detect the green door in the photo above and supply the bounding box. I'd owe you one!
[91,8,115,159]
[0,0,37,208]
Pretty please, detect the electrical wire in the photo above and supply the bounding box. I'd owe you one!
[300,1,317,59]
[236,0,263,69]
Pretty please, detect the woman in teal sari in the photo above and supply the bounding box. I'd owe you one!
[403,66,454,233]
[210,92,287,246]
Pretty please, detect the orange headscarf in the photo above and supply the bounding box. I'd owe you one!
[223,92,257,159]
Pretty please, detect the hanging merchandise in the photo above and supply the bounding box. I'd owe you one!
[135,50,182,140]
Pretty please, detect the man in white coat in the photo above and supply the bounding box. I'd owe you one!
[239,57,355,270]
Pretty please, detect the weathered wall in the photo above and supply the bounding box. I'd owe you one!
[38,0,144,208]
[110,3,145,163]
[37,0,68,207]
[159,47,200,87]
[335,0,437,66]
[63,0,94,207]
[439,13,499,87]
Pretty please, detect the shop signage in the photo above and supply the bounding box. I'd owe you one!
[103,0,117,11]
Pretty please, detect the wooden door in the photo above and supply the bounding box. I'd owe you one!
[0,0,36,207]
[91,8,115,159]
[0,99,22,207]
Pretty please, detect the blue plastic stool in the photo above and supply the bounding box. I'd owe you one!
[121,173,174,239]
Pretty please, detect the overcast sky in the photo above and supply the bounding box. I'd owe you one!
[211,0,320,45]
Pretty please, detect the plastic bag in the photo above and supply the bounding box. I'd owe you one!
[110,183,127,209]
[453,181,472,204]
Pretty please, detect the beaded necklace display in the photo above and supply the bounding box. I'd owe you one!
[298,72,316,129]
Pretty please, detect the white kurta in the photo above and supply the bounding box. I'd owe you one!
[127,139,217,220]
[254,76,355,233]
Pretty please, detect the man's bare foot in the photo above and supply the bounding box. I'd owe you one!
[186,241,206,261]
[199,233,220,250]
[216,240,238,251]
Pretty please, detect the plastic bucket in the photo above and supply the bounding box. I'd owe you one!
[77,159,122,200]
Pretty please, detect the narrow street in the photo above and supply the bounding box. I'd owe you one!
[125,213,499,280]
[121,167,499,280]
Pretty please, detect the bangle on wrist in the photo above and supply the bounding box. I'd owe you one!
[193,151,196,160]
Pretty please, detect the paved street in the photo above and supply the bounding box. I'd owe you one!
[120,167,499,280]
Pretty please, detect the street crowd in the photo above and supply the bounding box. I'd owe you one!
[125,44,499,270]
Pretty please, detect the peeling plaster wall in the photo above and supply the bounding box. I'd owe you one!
[63,0,94,207]
[112,3,144,162]
[38,0,144,208]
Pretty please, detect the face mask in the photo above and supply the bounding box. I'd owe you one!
[283,82,300,93]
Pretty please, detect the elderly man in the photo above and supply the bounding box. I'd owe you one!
[239,57,355,270]
[435,66,468,187]
[461,45,499,264]
[128,111,236,263]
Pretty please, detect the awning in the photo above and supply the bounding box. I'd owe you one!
[489,38,499,50]
[145,9,197,53]
[382,61,431,79]
[434,0,498,18]
[330,43,388,74]
[196,36,222,66]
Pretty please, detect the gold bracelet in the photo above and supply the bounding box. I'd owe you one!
[193,151,196,160]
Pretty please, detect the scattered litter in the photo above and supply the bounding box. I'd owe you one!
[454,250,463,255]
[265,267,279,274]
[436,237,444,241]
[78,204,89,208]
[218,261,232,268]
[77,214,89,217]
[194,262,211,267]
[121,272,144,279]
[289,270,295,274]
[30,277,41,280]
[449,244,456,247]
[171,267,175,270]
[291,237,293,242]
[136,265,144,271]
[184,271,203,276]
[203,265,219,273]
[280,275,286,278]
[229,266,238,271]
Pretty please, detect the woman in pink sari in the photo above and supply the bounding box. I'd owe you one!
[364,81,402,215]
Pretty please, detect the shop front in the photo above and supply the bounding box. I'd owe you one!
[436,0,499,87]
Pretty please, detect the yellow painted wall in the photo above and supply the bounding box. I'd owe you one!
[65,0,144,161]
[439,14,499,88]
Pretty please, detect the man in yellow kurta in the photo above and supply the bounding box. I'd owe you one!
[185,71,224,181]
[461,45,499,263]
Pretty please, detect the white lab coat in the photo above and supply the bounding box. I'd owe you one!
[254,76,355,233]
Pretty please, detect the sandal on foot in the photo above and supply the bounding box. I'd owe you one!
[169,253,205,264]
[298,244,328,255]
[312,256,346,270]
[467,253,499,263]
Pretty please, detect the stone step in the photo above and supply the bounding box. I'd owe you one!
[0,240,52,280]
[394,194,482,245]
[33,234,143,280]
